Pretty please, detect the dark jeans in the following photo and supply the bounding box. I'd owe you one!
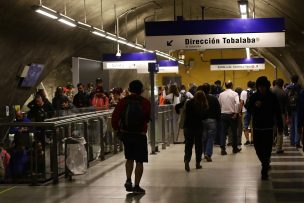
[253,129,273,168]
[184,128,203,163]
[221,114,238,150]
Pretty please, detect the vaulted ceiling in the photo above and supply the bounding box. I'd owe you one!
[1,0,304,108]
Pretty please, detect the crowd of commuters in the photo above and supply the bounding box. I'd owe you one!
[160,75,303,181]
[0,78,130,182]
[2,75,304,187]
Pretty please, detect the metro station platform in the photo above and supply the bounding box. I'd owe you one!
[0,137,304,203]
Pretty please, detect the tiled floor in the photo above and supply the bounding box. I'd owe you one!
[0,137,303,203]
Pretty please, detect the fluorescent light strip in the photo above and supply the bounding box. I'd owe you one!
[240,4,247,14]
[105,35,117,41]
[92,31,106,37]
[58,18,76,27]
[117,39,128,45]
[246,48,250,59]
[241,14,248,19]
[126,43,136,48]
[78,21,91,27]
[34,5,182,62]
[36,9,58,19]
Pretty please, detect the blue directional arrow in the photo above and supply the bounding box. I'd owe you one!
[167,40,173,46]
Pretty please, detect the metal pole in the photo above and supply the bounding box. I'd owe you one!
[173,0,176,20]
[83,121,89,167]
[161,111,166,149]
[149,65,156,154]
[100,0,103,29]
[115,4,120,54]
[51,127,59,184]
[83,0,87,23]
[201,6,205,20]
[99,118,105,160]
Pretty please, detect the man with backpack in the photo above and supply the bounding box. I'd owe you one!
[240,81,255,145]
[285,75,302,148]
[111,80,151,194]
[179,84,193,103]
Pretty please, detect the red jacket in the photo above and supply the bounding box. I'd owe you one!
[111,94,151,133]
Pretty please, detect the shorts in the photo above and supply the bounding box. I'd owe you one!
[123,133,148,163]
[243,111,252,130]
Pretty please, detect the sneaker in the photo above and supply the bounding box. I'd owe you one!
[204,155,212,162]
[124,181,133,192]
[233,148,242,154]
[244,141,250,145]
[221,149,227,155]
[296,144,302,149]
[185,162,190,172]
[133,186,145,194]
[250,141,254,145]
[196,162,202,169]
[276,149,284,154]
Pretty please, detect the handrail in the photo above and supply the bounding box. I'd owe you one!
[1,104,177,185]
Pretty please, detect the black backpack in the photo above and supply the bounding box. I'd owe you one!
[180,92,187,103]
[288,85,300,110]
[119,97,145,133]
[244,89,254,110]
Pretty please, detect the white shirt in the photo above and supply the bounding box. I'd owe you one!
[240,90,248,112]
[165,93,180,105]
[218,89,240,114]
[180,90,194,99]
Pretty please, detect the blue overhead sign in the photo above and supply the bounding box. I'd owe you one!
[137,60,179,74]
[145,18,285,51]
[103,52,156,62]
[102,52,156,70]
[210,58,265,71]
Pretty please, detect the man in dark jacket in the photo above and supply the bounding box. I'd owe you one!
[73,83,90,108]
[247,76,283,180]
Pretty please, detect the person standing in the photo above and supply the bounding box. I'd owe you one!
[285,75,302,148]
[272,79,288,153]
[240,81,255,145]
[111,80,151,194]
[183,90,208,171]
[73,83,90,108]
[218,81,241,155]
[247,76,283,180]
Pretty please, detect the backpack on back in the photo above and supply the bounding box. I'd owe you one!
[119,97,145,133]
[244,89,254,110]
[180,92,187,103]
[288,86,300,110]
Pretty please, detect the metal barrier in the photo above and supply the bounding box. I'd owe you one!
[0,105,177,185]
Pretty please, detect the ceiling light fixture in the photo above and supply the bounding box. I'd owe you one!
[238,0,248,18]
[246,48,250,59]
[32,5,58,19]
[58,14,76,27]
[92,30,106,37]
[32,4,183,64]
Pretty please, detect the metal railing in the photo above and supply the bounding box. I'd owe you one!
[0,105,177,185]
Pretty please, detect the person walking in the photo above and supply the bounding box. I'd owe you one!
[183,90,209,171]
[111,80,151,194]
[247,76,283,180]
[218,81,242,155]
[198,84,221,162]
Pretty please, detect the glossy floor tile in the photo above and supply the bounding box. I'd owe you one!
[0,137,303,203]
